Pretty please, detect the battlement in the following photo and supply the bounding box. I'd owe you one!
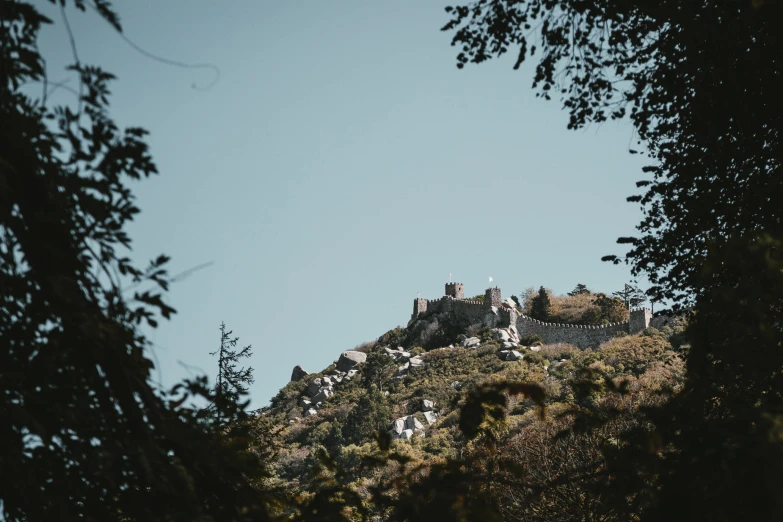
[629,306,652,334]
[411,283,653,349]
[445,282,464,299]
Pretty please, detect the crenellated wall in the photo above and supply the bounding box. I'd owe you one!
[412,282,654,349]
[515,314,629,349]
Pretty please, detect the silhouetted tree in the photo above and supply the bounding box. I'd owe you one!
[0,3,272,520]
[568,283,590,296]
[210,322,254,430]
[441,2,783,520]
[442,1,783,312]
[613,283,646,309]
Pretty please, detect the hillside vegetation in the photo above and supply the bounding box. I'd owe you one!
[260,295,687,520]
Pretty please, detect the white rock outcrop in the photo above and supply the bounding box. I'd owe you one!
[423,411,439,425]
[336,350,368,372]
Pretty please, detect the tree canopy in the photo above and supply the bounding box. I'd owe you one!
[442,0,783,310]
[0,2,271,520]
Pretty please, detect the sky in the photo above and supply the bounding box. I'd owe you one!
[35,1,650,406]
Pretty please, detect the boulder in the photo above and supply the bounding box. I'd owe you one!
[529,345,541,352]
[336,351,367,372]
[451,381,462,390]
[311,388,332,404]
[398,429,414,440]
[423,411,439,425]
[502,297,517,309]
[304,408,318,417]
[422,399,435,412]
[462,337,481,348]
[391,418,406,436]
[408,356,425,368]
[493,329,511,342]
[502,341,518,350]
[306,378,322,397]
[290,365,309,382]
[405,416,425,431]
[484,307,500,327]
[346,369,359,378]
[504,350,524,361]
[299,397,312,409]
[395,362,410,377]
[321,376,333,386]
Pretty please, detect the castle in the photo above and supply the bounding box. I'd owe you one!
[412,283,653,349]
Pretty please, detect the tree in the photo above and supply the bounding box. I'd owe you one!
[0,3,272,520]
[362,351,396,392]
[210,322,254,430]
[529,286,551,321]
[568,283,590,296]
[593,293,628,324]
[441,1,783,312]
[612,283,646,309]
[441,3,783,519]
[341,390,394,446]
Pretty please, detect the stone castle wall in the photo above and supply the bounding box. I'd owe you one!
[412,284,653,350]
[515,314,629,349]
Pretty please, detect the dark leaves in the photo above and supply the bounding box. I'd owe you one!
[459,380,545,442]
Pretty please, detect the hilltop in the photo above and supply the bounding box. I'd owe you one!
[258,284,687,518]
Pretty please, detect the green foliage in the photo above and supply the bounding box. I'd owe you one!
[378,326,407,348]
[529,286,551,321]
[592,293,628,324]
[362,350,396,391]
[0,4,274,519]
[341,390,394,446]
[519,334,543,346]
[568,283,590,296]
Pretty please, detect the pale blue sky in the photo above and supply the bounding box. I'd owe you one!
[36,1,649,405]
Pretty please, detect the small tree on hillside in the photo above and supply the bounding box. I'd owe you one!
[613,283,646,309]
[210,322,254,430]
[593,294,629,324]
[568,283,591,296]
[530,286,552,321]
[362,351,396,392]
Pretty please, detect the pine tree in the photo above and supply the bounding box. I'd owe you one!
[612,283,646,309]
[530,286,552,321]
[568,283,590,296]
[210,322,254,430]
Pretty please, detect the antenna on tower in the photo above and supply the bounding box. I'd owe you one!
[449,272,452,282]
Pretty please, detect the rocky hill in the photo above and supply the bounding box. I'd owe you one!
[259,300,687,518]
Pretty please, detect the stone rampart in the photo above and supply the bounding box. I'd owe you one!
[515,314,628,349]
[412,283,652,349]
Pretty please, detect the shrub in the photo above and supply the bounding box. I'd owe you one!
[341,391,394,446]
[378,327,408,348]
[520,334,544,347]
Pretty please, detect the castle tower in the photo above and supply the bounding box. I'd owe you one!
[485,286,502,308]
[412,298,428,320]
[445,282,464,299]
[629,307,652,334]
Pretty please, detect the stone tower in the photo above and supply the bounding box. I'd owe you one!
[485,286,502,308]
[629,307,652,334]
[445,282,464,299]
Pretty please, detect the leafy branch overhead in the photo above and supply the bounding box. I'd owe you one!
[443,0,783,311]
